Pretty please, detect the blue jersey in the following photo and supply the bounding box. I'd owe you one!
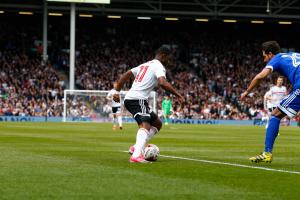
[265,52,300,89]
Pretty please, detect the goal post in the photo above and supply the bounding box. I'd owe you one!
[63,90,157,122]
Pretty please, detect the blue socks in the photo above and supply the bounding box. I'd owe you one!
[264,116,281,152]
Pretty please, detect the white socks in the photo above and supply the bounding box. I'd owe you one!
[118,116,122,127]
[113,117,117,126]
[146,126,158,143]
[132,127,160,158]
[132,128,149,158]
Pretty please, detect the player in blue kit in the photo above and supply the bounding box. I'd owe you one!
[241,41,300,163]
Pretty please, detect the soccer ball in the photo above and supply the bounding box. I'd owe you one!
[143,144,160,161]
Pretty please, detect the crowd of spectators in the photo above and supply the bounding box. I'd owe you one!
[0,50,64,117]
[66,21,291,120]
[1,17,299,120]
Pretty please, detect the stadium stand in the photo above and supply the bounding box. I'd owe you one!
[0,16,299,120]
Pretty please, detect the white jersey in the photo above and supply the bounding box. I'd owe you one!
[264,86,287,108]
[264,90,272,109]
[125,59,166,100]
[107,89,121,107]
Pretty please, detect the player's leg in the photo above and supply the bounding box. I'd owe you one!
[116,107,123,130]
[117,114,123,130]
[265,108,272,129]
[130,120,151,159]
[282,116,291,127]
[112,113,117,130]
[131,114,163,160]
[124,99,152,163]
[250,89,300,163]
[264,108,285,151]
[131,102,156,159]
[250,108,284,163]
[144,112,162,143]
[163,110,168,125]
[166,112,170,125]
[128,113,161,155]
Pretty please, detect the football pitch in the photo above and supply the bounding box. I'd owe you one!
[1,123,300,200]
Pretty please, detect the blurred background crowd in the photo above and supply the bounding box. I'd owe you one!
[1,16,299,120]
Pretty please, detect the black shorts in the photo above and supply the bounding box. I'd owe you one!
[268,107,276,112]
[124,99,158,124]
[112,106,121,114]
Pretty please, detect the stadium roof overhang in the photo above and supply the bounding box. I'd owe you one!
[1,0,300,20]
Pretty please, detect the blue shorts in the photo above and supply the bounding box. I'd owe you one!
[278,89,300,117]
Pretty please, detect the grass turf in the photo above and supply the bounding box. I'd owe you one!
[0,122,300,200]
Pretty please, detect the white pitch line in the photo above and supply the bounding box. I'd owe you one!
[160,154,300,175]
[121,151,300,175]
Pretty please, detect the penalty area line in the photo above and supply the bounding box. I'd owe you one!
[121,151,300,175]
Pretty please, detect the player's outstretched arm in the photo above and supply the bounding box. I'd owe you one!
[106,94,112,101]
[114,70,134,91]
[158,77,184,104]
[113,70,134,102]
[241,68,272,101]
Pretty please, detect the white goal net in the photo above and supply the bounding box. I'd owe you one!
[63,90,157,122]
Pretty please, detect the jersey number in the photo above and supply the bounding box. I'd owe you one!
[289,53,300,67]
[135,66,149,82]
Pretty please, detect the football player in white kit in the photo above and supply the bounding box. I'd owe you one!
[113,47,184,163]
[106,83,123,130]
[264,76,287,128]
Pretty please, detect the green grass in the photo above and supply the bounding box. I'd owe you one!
[0,123,300,200]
